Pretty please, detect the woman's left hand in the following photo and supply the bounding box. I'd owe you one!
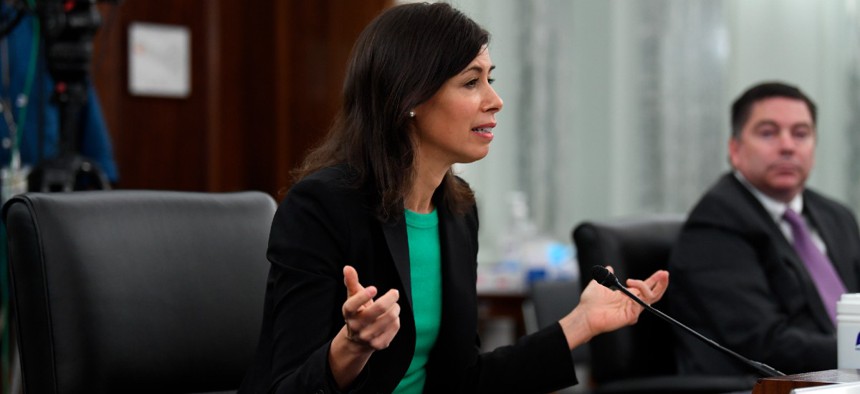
[559,267,669,349]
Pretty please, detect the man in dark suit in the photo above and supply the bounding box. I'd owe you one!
[668,82,860,377]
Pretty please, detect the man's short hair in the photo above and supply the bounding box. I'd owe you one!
[730,82,817,138]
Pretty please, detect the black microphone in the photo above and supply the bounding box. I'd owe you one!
[591,265,785,378]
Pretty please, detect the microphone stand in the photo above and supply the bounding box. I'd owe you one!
[592,265,785,378]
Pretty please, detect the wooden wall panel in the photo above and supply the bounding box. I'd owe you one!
[93,1,217,191]
[91,0,391,198]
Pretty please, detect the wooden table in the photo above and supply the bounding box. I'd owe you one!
[753,369,860,394]
[477,289,528,341]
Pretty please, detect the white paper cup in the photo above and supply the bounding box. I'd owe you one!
[837,293,860,368]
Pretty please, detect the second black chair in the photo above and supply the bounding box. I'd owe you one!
[4,190,276,394]
[573,215,756,394]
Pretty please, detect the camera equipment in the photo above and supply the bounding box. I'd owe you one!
[26,0,118,191]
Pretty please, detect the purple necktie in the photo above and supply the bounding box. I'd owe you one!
[783,208,846,324]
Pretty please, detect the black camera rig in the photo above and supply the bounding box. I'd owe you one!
[3,0,119,192]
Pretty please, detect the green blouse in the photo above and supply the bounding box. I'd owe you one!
[393,208,442,393]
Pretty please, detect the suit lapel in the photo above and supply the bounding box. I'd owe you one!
[763,195,833,331]
[805,197,858,292]
[776,241,834,330]
[727,176,833,330]
[382,215,413,309]
[726,177,808,278]
[431,202,478,370]
[438,205,474,308]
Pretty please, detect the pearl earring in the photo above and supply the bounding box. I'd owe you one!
[408,111,415,118]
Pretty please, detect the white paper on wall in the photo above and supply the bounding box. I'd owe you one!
[128,22,191,98]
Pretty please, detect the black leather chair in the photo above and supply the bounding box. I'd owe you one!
[573,215,755,394]
[3,190,276,394]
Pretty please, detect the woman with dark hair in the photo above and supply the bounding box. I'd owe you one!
[239,3,668,393]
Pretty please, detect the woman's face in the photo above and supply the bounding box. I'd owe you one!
[411,47,503,170]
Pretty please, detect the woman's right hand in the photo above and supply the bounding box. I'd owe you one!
[341,265,401,350]
[328,265,401,389]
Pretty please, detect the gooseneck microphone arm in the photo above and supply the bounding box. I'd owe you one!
[591,265,785,378]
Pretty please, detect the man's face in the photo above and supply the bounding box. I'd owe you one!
[729,97,816,203]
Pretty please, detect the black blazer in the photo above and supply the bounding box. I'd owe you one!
[240,166,576,394]
[668,173,860,376]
